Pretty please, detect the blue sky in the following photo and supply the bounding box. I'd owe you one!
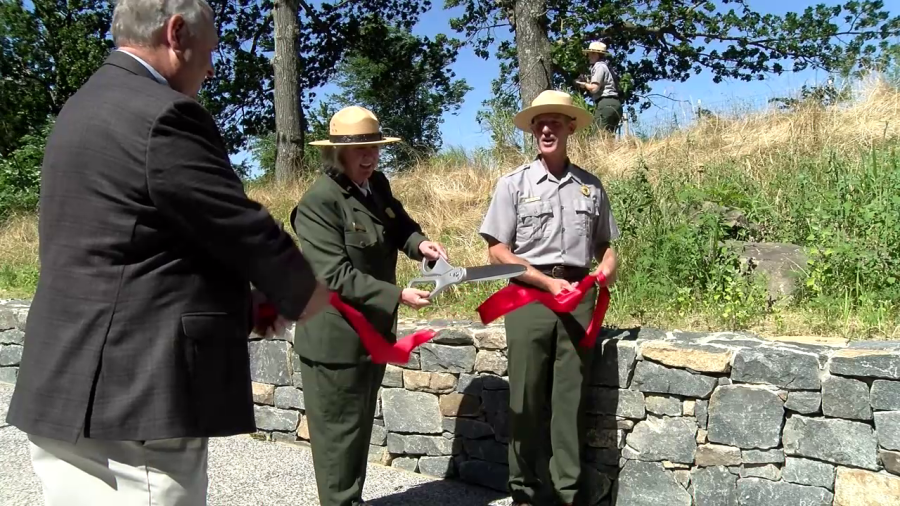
[297,0,855,151]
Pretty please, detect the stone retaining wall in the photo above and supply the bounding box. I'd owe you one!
[3,299,900,505]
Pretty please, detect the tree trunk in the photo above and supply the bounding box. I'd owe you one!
[513,0,553,108]
[272,0,302,183]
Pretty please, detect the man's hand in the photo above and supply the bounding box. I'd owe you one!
[298,280,330,322]
[593,245,618,287]
[544,277,575,296]
[266,315,291,339]
[251,280,330,337]
[591,264,616,286]
[418,240,448,261]
[401,288,431,309]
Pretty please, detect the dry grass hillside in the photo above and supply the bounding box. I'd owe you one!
[3,77,899,338]
[251,77,900,241]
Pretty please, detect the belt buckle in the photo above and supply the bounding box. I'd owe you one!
[551,266,565,278]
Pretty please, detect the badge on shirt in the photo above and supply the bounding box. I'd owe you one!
[385,207,396,219]
[580,185,591,197]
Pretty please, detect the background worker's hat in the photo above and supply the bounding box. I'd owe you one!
[309,106,401,146]
[583,41,609,54]
[513,90,593,132]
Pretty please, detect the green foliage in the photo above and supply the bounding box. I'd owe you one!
[770,79,853,111]
[198,0,277,153]
[0,263,40,299]
[324,24,471,170]
[248,24,470,174]
[0,121,50,220]
[250,101,335,180]
[605,166,770,330]
[598,144,900,335]
[200,0,435,155]
[447,0,900,118]
[795,149,900,326]
[0,0,113,155]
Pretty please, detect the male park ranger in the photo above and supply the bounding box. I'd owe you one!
[479,90,619,506]
[576,41,623,133]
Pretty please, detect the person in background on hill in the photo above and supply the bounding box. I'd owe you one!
[478,90,619,506]
[576,41,623,134]
[289,105,449,506]
[5,0,330,504]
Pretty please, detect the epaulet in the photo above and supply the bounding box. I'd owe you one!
[570,163,603,185]
[500,163,530,179]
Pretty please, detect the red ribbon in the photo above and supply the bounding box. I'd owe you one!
[255,295,436,365]
[256,272,610,362]
[476,273,611,348]
[327,292,436,364]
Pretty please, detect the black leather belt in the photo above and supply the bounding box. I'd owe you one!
[533,264,590,281]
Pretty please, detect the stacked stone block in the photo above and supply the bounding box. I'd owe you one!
[4,299,900,505]
[0,301,27,384]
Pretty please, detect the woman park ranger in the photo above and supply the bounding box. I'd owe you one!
[289,105,449,506]
[576,41,623,133]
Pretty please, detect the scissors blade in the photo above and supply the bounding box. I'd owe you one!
[460,264,526,283]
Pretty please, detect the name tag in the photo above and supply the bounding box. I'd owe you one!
[520,196,540,203]
[352,222,367,232]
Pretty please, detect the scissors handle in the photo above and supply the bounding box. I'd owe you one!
[407,257,462,299]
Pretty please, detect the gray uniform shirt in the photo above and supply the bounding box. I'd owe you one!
[590,61,619,100]
[479,159,620,268]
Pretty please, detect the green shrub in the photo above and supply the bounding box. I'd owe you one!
[0,121,50,221]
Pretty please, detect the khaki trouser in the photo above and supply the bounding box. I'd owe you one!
[28,432,208,506]
[506,284,597,505]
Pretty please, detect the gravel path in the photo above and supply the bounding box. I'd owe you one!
[0,383,511,505]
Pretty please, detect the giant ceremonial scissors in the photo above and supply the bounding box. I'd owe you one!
[407,257,527,299]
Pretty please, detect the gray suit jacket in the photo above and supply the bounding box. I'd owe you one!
[6,51,317,442]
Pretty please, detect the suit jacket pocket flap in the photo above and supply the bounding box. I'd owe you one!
[181,313,241,342]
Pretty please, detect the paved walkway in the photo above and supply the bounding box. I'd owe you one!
[0,383,511,505]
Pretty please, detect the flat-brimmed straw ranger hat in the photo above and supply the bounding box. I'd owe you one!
[583,41,609,54]
[513,90,593,132]
[309,106,401,146]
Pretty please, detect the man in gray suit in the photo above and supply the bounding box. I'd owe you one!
[5,0,329,504]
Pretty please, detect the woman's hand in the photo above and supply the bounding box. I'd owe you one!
[401,288,431,309]
[418,240,448,261]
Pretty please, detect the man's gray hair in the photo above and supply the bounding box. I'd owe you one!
[111,0,212,47]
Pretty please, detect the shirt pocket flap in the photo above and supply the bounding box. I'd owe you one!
[574,198,596,214]
[518,200,553,218]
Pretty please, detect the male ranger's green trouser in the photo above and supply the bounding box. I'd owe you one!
[506,281,597,505]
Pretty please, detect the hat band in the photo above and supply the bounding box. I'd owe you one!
[329,132,383,144]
